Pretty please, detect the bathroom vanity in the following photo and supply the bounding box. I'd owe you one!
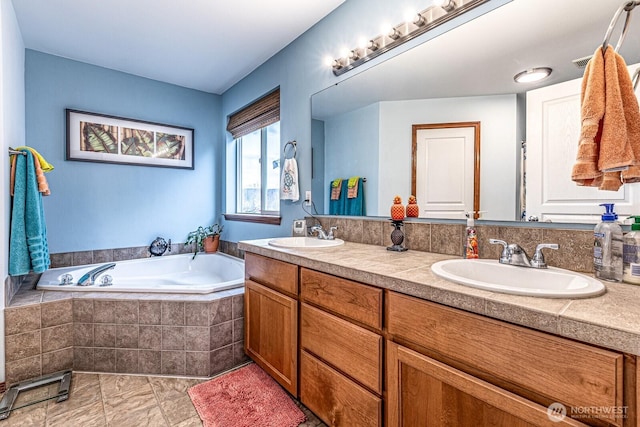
[240,240,639,427]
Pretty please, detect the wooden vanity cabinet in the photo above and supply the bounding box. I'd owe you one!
[244,253,298,395]
[299,268,384,426]
[386,291,631,427]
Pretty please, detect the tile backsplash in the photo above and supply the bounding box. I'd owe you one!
[310,217,594,273]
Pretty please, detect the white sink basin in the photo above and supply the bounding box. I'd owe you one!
[268,237,345,249]
[431,259,605,298]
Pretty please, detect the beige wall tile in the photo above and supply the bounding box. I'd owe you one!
[94,301,116,323]
[115,300,139,324]
[209,298,232,325]
[139,325,162,350]
[74,323,94,347]
[116,324,139,349]
[162,326,185,350]
[139,301,161,325]
[41,299,73,328]
[116,349,139,374]
[210,321,233,350]
[42,347,73,375]
[139,350,161,375]
[73,347,94,371]
[41,323,73,353]
[209,345,234,376]
[94,324,116,348]
[161,301,184,325]
[73,299,94,323]
[94,348,116,372]
[6,330,41,362]
[185,352,209,377]
[185,327,209,351]
[232,295,243,319]
[6,355,41,385]
[184,302,209,326]
[5,305,41,336]
[161,351,185,375]
[431,224,465,256]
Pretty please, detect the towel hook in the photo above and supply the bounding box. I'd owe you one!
[284,140,296,159]
[602,1,639,52]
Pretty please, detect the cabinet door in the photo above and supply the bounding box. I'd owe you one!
[244,279,297,395]
[386,341,588,427]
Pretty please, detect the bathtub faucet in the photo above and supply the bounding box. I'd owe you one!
[77,263,116,286]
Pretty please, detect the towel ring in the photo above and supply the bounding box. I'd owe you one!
[284,140,296,159]
[602,1,639,52]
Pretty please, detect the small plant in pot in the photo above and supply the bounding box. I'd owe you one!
[185,223,223,259]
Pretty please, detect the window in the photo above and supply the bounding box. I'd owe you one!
[226,89,281,223]
[236,122,280,214]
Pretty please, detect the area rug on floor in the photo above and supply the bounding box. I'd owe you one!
[188,363,306,427]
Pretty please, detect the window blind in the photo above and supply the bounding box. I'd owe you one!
[226,88,280,139]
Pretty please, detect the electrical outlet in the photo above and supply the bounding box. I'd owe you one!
[305,191,312,206]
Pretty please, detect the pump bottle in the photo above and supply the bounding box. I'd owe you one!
[594,203,623,282]
[623,216,640,285]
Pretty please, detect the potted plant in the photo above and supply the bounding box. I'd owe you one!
[185,223,223,258]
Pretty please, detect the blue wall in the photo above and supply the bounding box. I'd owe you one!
[221,0,510,242]
[25,50,222,253]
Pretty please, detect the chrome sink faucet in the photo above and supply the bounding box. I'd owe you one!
[489,239,558,269]
[310,225,338,240]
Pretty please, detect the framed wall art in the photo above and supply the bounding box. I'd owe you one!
[66,109,194,169]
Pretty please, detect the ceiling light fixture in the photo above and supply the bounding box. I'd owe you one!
[513,67,553,83]
[328,0,488,76]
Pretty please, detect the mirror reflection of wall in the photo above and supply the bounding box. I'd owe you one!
[320,95,518,220]
[311,0,640,224]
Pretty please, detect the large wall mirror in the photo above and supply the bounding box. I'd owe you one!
[311,0,640,223]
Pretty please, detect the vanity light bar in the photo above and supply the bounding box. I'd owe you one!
[330,0,489,76]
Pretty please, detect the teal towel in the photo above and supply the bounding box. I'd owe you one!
[9,150,50,275]
[329,178,366,216]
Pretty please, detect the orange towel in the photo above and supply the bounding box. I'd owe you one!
[571,46,605,187]
[572,45,640,191]
[10,150,50,196]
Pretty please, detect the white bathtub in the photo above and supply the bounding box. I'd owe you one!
[36,253,245,294]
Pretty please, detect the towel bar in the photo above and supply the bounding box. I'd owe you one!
[602,0,640,52]
[8,148,26,156]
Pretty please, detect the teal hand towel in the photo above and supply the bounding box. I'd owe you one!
[9,150,50,275]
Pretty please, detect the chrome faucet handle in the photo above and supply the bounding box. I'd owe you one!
[327,226,338,239]
[531,243,559,269]
[489,239,510,263]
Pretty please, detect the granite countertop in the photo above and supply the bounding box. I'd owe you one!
[239,239,640,356]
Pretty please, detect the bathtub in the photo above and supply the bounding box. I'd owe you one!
[36,253,245,294]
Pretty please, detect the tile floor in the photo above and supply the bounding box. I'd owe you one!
[1,369,326,426]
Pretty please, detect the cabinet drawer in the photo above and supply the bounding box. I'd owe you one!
[301,350,382,427]
[300,268,382,330]
[301,303,382,394]
[387,292,623,422]
[245,253,298,295]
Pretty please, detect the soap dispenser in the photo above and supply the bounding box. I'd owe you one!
[464,212,479,259]
[594,203,623,282]
[623,216,640,285]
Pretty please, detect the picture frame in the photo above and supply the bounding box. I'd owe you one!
[66,109,194,169]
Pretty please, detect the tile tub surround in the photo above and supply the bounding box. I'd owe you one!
[310,217,594,273]
[4,289,247,386]
[238,239,640,356]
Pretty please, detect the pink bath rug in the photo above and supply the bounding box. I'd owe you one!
[188,363,306,427]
